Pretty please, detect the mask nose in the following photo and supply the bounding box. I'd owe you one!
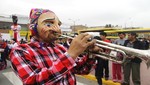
[52,24,61,34]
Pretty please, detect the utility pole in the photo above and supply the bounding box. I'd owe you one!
[68,19,79,35]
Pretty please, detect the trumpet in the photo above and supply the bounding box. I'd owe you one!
[60,34,150,68]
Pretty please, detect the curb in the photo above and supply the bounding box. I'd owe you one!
[76,74,121,85]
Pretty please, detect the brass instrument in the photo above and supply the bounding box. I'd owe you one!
[61,34,150,68]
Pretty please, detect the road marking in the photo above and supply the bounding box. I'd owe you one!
[77,82,86,85]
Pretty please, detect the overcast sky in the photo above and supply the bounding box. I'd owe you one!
[0,0,150,28]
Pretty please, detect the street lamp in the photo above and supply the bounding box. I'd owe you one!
[124,17,131,28]
[124,16,136,28]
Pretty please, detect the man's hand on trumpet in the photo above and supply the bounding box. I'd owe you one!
[67,33,99,59]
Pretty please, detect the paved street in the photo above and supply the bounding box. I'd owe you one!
[76,76,98,85]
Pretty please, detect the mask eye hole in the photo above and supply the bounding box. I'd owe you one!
[44,22,53,27]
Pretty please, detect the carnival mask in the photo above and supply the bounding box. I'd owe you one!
[37,12,61,42]
[29,8,62,43]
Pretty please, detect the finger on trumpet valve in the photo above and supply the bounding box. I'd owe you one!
[87,37,93,42]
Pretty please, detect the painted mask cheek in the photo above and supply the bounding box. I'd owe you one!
[40,28,49,38]
[40,24,52,33]
[41,28,47,33]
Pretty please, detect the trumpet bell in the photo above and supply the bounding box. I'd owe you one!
[96,39,150,68]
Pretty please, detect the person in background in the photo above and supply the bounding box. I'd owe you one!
[122,32,144,85]
[112,32,126,83]
[94,36,103,85]
[99,32,110,80]
[95,32,111,85]
[10,8,99,85]
[11,15,21,42]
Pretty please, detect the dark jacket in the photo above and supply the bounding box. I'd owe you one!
[124,39,144,63]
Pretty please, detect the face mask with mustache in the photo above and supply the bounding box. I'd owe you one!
[37,12,62,43]
[29,8,62,43]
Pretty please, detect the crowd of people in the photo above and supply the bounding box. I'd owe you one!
[93,32,148,85]
[0,8,150,85]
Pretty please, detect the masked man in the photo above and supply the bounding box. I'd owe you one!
[10,8,98,85]
[11,15,21,42]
